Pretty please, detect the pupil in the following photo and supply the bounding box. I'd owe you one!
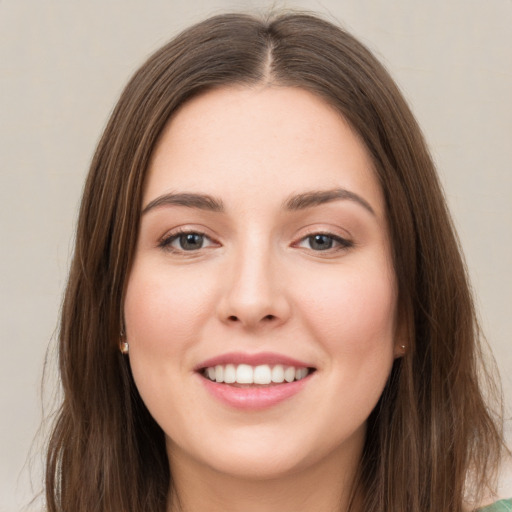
[180,233,203,250]
[310,234,333,250]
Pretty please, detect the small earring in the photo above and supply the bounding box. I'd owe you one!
[120,340,129,354]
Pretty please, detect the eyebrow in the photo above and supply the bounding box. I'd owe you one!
[142,188,375,216]
[142,192,225,214]
[283,188,375,215]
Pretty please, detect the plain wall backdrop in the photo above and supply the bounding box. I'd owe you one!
[1,0,510,510]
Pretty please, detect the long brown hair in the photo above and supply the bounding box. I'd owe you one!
[45,11,506,512]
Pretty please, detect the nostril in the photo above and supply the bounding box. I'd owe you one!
[226,314,276,323]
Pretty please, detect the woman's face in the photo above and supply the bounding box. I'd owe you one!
[124,86,400,480]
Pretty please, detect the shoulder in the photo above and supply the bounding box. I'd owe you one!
[477,499,512,511]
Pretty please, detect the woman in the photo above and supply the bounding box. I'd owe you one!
[45,12,510,512]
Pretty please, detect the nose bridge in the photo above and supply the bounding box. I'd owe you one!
[219,230,289,327]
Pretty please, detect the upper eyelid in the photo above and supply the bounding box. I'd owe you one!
[294,233,353,248]
[292,225,352,242]
[159,225,215,241]
[158,228,218,250]
[156,225,353,249]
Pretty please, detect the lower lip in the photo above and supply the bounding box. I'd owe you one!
[199,374,312,410]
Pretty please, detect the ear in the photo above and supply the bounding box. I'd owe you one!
[393,311,409,359]
[393,341,407,359]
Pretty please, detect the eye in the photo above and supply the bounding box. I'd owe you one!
[296,233,353,252]
[159,230,217,252]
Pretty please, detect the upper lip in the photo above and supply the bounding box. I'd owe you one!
[194,352,315,371]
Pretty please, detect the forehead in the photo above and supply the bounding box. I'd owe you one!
[145,86,384,217]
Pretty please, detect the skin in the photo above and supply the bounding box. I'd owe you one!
[124,86,403,512]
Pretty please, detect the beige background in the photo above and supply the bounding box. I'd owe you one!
[1,1,510,510]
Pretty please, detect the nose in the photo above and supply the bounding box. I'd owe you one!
[216,241,292,330]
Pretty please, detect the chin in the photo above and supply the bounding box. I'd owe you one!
[166,422,366,483]
[204,449,310,481]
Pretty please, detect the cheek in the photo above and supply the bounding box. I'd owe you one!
[123,263,217,423]
[298,259,397,357]
[281,259,397,455]
[299,259,397,423]
[124,264,214,351]
[123,263,217,406]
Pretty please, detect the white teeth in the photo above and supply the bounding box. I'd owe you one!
[271,365,285,383]
[204,364,310,384]
[284,366,295,383]
[253,365,272,384]
[224,364,236,383]
[295,367,308,380]
[236,364,253,384]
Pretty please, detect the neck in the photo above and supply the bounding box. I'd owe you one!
[167,440,364,512]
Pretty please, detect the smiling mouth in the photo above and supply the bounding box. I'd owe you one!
[201,363,315,386]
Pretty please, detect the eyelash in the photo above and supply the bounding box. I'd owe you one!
[294,232,354,252]
[158,229,353,254]
[158,228,218,253]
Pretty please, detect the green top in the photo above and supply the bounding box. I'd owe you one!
[478,499,512,511]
